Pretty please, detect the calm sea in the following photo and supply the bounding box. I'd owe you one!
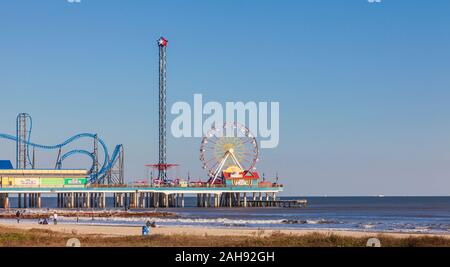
[2,196,450,234]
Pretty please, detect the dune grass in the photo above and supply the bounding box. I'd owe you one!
[1,226,450,247]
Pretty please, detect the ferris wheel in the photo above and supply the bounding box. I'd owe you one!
[200,122,259,184]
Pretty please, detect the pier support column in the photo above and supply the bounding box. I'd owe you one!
[154,193,159,208]
[160,193,165,208]
[102,193,106,209]
[131,193,135,209]
[37,193,41,208]
[123,193,127,210]
[142,193,146,208]
[164,194,169,208]
[4,194,9,209]
[181,193,185,207]
[243,193,247,207]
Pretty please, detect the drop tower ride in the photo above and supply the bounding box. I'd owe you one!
[157,37,168,181]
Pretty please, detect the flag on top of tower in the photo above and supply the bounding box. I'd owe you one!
[158,37,168,47]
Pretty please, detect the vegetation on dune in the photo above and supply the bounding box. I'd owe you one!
[0,227,449,247]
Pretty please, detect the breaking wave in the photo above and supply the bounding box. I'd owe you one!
[54,216,346,228]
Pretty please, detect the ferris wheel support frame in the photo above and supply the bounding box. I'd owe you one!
[210,149,245,185]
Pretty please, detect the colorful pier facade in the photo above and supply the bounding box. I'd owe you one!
[0,185,283,209]
[0,164,283,210]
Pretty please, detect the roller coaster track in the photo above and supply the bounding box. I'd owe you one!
[0,117,122,184]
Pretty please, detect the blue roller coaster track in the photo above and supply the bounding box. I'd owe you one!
[0,115,122,184]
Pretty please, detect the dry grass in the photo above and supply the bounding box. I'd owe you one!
[0,226,449,247]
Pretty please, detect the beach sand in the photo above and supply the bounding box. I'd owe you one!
[1,220,449,239]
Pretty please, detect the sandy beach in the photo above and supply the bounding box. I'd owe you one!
[1,220,449,239]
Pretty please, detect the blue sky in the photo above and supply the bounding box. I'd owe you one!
[1,0,450,195]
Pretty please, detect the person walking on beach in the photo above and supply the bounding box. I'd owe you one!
[16,210,20,224]
[53,212,58,225]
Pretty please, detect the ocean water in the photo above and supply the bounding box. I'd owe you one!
[2,196,450,234]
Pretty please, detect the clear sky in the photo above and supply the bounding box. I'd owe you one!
[1,0,450,196]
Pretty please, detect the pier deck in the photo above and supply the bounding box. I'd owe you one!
[0,186,283,209]
[241,199,307,208]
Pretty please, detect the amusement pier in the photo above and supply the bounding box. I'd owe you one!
[0,37,291,210]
